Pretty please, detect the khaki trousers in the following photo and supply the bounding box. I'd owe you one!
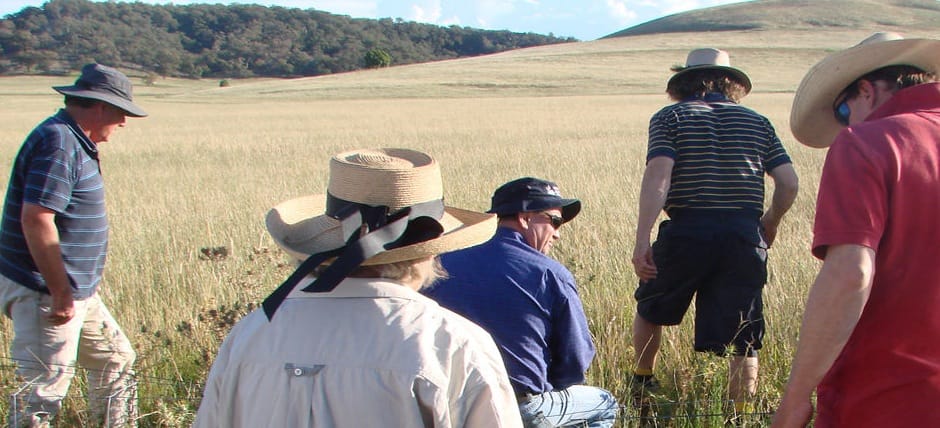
[0,274,137,427]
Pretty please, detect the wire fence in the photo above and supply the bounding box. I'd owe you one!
[2,356,777,427]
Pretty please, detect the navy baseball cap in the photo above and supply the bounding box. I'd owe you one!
[488,177,581,222]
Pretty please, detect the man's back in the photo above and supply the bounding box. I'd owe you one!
[196,277,519,427]
[649,97,790,214]
[423,227,595,394]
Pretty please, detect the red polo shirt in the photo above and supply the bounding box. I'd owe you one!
[812,82,940,427]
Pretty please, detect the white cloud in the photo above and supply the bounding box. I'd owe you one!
[606,0,638,24]
[441,15,462,26]
[477,0,517,18]
[410,0,443,22]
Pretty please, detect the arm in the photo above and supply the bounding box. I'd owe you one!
[21,203,74,325]
[632,156,674,281]
[762,163,799,247]
[548,286,593,388]
[193,325,238,428]
[771,244,875,428]
[459,347,525,428]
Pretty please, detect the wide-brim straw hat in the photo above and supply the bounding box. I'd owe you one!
[53,63,147,117]
[791,32,940,148]
[668,48,752,94]
[265,148,495,265]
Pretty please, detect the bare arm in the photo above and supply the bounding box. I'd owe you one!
[762,163,799,247]
[632,156,674,281]
[21,203,74,325]
[771,244,875,428]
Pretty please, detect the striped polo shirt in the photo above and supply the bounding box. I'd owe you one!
[0,109,108,299]
[647,93,791,215]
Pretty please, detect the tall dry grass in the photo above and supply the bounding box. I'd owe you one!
[0,28,869,426]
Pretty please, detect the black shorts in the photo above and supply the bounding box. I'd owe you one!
[635,213,767,356]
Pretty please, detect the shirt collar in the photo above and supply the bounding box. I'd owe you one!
[867,82,940,122]
[52,109,99,160]
[682,92,730,103]
[287,276,422,301]
[495,225,527,242]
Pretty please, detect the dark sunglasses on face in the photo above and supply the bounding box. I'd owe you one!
[541,213,564,229]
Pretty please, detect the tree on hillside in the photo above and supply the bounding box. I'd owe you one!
[364,47,391,68]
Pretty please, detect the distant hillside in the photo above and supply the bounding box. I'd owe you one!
[605,0,940,38]
[0,0,574,78]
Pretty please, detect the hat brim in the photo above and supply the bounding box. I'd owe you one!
[266,194,496,265]
[790,38,940,148]
[53,86,148,117]
[486,197,581,223]
[667,65,752,95]
[560,199,581,223]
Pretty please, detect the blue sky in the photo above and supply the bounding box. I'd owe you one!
[0,0,751,40]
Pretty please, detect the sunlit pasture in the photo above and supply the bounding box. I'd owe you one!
[1,28,923,426]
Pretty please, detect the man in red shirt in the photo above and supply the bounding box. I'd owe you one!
[773,32,940,427]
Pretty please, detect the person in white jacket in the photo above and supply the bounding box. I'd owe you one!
[194,148,522,427]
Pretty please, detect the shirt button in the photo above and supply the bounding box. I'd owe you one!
[293,368,304,376]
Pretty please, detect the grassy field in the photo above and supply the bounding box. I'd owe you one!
[0,27,934,426]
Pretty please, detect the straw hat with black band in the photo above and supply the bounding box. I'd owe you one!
[790,32,940,149]
[261,148,496,319]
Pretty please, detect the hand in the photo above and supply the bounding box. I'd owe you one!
[761,218,778,248]
[632,242,658,281]
[770,397,813,428]
[46,291,75,325]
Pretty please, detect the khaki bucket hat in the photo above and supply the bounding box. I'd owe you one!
[262,148,496,318]
[790,32,940,148]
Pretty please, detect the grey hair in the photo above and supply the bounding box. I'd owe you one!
[310,256,447,290]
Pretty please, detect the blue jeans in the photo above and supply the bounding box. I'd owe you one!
[518,385,619,427]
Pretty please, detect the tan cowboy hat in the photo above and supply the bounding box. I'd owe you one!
[265,148,495,266]
[668,48,752,94]
[791,32,940,148]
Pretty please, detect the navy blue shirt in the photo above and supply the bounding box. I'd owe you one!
[0,109,108,299]
[422,227,595,394]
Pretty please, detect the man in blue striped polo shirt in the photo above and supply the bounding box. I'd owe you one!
[630,48,799,418]
[0,63,147,427]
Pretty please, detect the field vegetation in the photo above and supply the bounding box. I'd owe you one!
[0,22,938,426]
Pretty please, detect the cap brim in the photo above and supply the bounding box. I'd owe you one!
[266,195,496,265]
[560,199,581,222]
[790,38,940,148]
[53,86,148,117]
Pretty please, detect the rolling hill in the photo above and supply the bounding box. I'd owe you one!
[605,0,940,38]
[167,0,940,103]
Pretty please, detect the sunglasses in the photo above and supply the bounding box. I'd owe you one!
[833,94,851,126]
[541,213,564,229]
